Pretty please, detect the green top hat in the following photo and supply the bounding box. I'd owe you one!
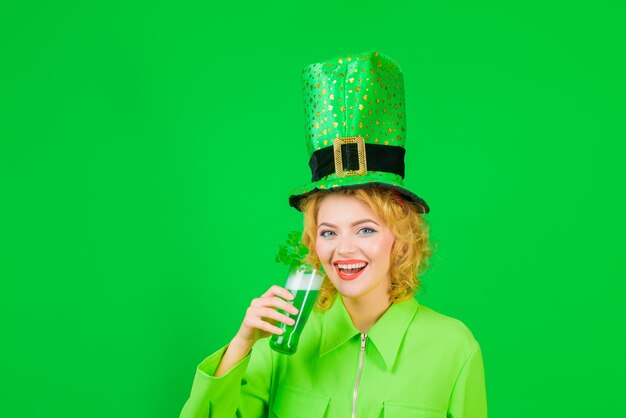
[288,51,430,214]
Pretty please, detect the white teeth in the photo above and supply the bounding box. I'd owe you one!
[337,262,366,269]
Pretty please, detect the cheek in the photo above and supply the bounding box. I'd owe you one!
[315,240,332,261]
[368,235,395,262]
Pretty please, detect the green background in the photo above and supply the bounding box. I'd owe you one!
[1,1,624,416]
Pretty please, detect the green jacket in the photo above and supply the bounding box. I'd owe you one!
[180,297,487,418]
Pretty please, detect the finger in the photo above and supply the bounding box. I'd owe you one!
[243,311,277,331]
[254,306,296,326]
[250,296,299,315]
[269,297,299,315]
[261,285,294,301]
[248,317,285,335]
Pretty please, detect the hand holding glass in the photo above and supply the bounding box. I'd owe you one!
[270,263,323,355]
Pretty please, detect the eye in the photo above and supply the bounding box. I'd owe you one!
[319,230,336,238]
[357,227,377,236]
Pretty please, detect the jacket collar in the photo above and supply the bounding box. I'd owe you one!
[320,295,420,370]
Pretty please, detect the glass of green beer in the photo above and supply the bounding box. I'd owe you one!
[269,262,323,355]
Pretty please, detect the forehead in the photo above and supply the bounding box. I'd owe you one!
[316,194,381,225]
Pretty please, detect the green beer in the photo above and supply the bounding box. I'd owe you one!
[270,264,323,355]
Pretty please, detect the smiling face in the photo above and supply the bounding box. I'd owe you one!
[315,193,396,305]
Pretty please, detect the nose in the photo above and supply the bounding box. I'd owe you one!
[336,234,357,256]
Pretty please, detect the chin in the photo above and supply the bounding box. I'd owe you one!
[336,289,366,301]
[328,277,367,299]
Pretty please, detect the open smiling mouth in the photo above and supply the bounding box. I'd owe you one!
[333,262,368,281]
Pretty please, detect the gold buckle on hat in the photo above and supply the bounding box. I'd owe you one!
[333,136,367,177]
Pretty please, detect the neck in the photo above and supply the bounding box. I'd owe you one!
[341,293,392,333]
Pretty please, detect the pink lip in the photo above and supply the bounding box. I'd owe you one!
[333,260,368,281]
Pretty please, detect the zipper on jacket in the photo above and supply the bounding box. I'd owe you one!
[351,333,367,418]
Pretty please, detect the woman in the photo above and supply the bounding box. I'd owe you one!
[180,51,487,418]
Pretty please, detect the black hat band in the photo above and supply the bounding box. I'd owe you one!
[309,142,406,182]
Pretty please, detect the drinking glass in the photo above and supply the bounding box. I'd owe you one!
[269,263,323,355]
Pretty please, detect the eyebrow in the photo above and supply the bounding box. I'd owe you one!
[317,219,380,229]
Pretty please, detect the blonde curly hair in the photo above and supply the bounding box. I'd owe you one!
[299,187,433,311]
